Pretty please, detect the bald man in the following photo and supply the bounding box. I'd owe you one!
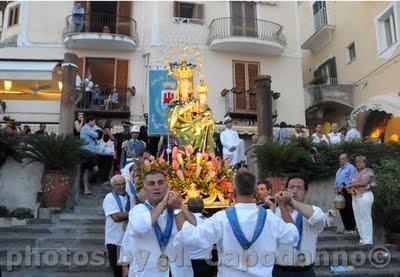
[102,174,131,277]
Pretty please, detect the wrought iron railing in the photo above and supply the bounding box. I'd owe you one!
[207,17,286,47]
[77,86,129,112]
[63,13,138,42]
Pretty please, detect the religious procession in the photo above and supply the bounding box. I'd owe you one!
[0,1,400,277]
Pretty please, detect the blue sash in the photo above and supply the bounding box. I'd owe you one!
[295,213,303,250]
[226,206,267,250]
[128,180,137,198]
[144,201,174,251]
[112,190,130,213]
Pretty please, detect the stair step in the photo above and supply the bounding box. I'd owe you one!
[315,263,400,276]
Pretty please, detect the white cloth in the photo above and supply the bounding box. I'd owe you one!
[127,204,183,277]
[220,128,240,166]
[345,128,362,142]
[236,139,247,164]
[274,206,325,266]
[312,133,329,144]
[328,132,341,144]
[189,213,213,260]
[102,192,129,246]
[175,203,299,277]
[95,139,115,156]
[352,191,374,244]
[121,162,134,182]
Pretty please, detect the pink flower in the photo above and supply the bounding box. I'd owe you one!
[184,145,194,157]
[177,170,184,181]
[208,171,216,178]
[172,147,179,161]
[172,160,179,170]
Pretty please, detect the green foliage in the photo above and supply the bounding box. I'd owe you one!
[10,207,34,219]
[0,132,23,166]
[0,205,10,217]
[18,134,90,171]
[254,142,313,178]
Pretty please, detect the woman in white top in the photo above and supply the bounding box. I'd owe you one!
[312,124,329,144]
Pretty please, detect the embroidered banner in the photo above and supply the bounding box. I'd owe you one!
[148,70,177,135]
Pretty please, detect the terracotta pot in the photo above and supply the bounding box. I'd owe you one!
[41,170,72,208]
[388,233,400,245]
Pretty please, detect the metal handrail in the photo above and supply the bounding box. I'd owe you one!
[63,13,138,42]
[207,17,286,47]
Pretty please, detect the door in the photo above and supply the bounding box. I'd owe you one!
[230,1,257,37]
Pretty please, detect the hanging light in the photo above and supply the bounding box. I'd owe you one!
[4,80,12,91]
[58,81,63,91]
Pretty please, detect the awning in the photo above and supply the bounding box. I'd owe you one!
[0,61,59,80]
[350,94,400,121]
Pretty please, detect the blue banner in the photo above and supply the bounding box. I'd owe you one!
[148,70,177,135]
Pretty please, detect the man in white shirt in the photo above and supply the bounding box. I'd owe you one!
[175,172,299,277]
[327,123,342,144]
[311,124,329,144]
[187,198,216,277]
[127,169,196,277]
[84,76,94,109]
[102,175,132,277]
[345,121,362,142]
[270,175,325,277]
[220,116,240,166]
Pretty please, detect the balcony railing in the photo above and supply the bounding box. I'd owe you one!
[63,13,138,41]
[76,86,129,112]
[207,17,286,47]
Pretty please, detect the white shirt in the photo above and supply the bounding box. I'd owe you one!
[128,204,182,277]
[345,128,362,142]
[121,162,134,182]
[102,192,129,246]
[189,213,213,260]
[275,206,325,266]
[85,79,94,92]
[175,203,299,277]
[328,132,341,144]
[220,128,240,166]
[312,133,329,144]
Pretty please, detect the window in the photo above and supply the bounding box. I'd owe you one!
[375,4,399,57]
[8,4,20,27]
[313,57,337,85]
[173,1,204,24]
[347,42,356,61]
[233,60,260,112]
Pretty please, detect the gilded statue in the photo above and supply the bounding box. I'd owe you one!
[166,48,215,152]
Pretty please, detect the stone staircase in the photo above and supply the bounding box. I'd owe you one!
[0,182,112,277]
[314,227,400,276]
[1,182,400,276]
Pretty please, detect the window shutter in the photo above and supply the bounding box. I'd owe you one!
[196,3,204,22]
[173,1,180,17]
[329,57,337,79]
[116,60,129,107]
[234,62,246,110]
[117,1,132,36]
[248,63,259,111]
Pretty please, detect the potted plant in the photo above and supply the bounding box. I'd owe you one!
[254,142,312,194]
[18,134,89,208]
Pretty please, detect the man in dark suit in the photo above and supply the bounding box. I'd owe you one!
[158,133,179,162]
[139,113,160,156]
[115,121,131,171]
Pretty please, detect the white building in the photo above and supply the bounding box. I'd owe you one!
[0,1,305,134]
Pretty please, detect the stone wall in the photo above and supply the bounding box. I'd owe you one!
[0,157,43,211]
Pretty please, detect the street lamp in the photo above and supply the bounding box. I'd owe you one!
[4,81,12,91]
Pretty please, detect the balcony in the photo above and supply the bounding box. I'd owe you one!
[207,17,286,55]
[301,8,335,52]
[63,13,138,51]
[76,86,131,119]
[224,90,277,120]
[304,78,355,113]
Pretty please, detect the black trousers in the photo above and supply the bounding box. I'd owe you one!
[98,155,113,182]
[272,265,316,277]
[106,244,122,277]
[339,189,356,231]
[191,259,217,277]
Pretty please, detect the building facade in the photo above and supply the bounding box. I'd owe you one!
[299,1,400,141]
[0,1,305,136]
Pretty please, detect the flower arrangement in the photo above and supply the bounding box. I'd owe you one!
[135,145,234,200]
